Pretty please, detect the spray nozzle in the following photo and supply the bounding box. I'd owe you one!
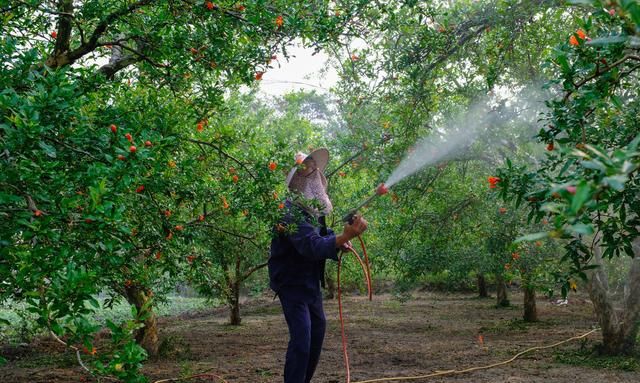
[342,183,389,223]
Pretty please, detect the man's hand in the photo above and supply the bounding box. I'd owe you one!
[340,240,353,252]
[336,215,368,249]
[344,215,368,238]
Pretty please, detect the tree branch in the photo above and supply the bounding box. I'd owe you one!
[43,136,110,164]
[53,0,74,57]
[115,41,169,69]
[326,146,367,179]
[198,223,255,241]
[98,55,141,79]
[197,223,264,251]
[46,0,155,68]
[185,138,257,180]
[241,262,268,282]
[564,55,640,102]
[73,18,86,45]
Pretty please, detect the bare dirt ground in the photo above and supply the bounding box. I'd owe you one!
[2,290,638,383]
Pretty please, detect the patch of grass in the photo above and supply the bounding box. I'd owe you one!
[554,348,640,371]
[466,295,494,300]
[220,323,247,332]
[158,334,192,361]
[479,318,531,334]
[381,299,404,311]
[491,302,520,310]
[255,367,274,377]
[247,304,281,316]
[13,351,77,369]
[419,271,476,292]
[178,360,196,379]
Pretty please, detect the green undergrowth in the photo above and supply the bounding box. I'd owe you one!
[554,348,640,371]
[157,334,192,361]
[12,351,76,369]
[479,318,561,334]
[0,296,213,344]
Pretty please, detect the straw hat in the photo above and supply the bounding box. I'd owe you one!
[285,148,329,189]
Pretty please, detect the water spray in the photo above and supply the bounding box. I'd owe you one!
[339,88,546,226]
[342,183,389,224]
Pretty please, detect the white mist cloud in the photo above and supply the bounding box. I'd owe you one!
[385,87,548,187]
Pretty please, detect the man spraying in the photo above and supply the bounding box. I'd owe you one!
[269,148,368,383]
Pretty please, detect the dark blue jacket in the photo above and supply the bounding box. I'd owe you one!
[268,201,339,293]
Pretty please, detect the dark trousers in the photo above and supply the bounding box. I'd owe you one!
[278,287,326,383]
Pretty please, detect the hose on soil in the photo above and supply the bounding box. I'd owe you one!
[350,327,600,383]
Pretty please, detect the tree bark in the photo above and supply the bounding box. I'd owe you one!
[325,273,336,299]
[587,236,640,355]
[229,279,241,326]
[523,285,538,322]
[477,273,488,298]
[620,253,640,353]
[495,274,510,307]
[124,285,159,357]
[53,1,74,56]
[229,258,242,325]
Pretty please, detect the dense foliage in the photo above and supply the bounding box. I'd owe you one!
[2,0,640,380]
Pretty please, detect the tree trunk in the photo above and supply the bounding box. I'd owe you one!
[587,236,640,355]
[495,274,510,307]
[124,285,159,357]
[325,273,336,299]
[523,285,538,322]
[620,251,640,353]
[477,273,488,298]
[229,258,242,325]
[229,279,241,325]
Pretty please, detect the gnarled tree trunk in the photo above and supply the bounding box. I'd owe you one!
[477,273,488,298]
[588,237,640,355]
[124,285,159,357]
[495,274,510,307]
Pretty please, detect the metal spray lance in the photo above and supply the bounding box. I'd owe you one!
[342,183,389,224]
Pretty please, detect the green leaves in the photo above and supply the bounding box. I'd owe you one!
[552,47,572,74]
[515,232,549,243]
[569,181,591,214]
[621,0,640,25]
[586,35,629,46]
[496,3,640,288]
[568,222,594,235]
[38,140,57,158]
[602,174,628,191]
[567,0,598,5]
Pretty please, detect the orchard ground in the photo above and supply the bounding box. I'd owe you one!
[2,290,638,383]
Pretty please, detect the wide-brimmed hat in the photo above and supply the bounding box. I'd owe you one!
[285,148,330,189]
